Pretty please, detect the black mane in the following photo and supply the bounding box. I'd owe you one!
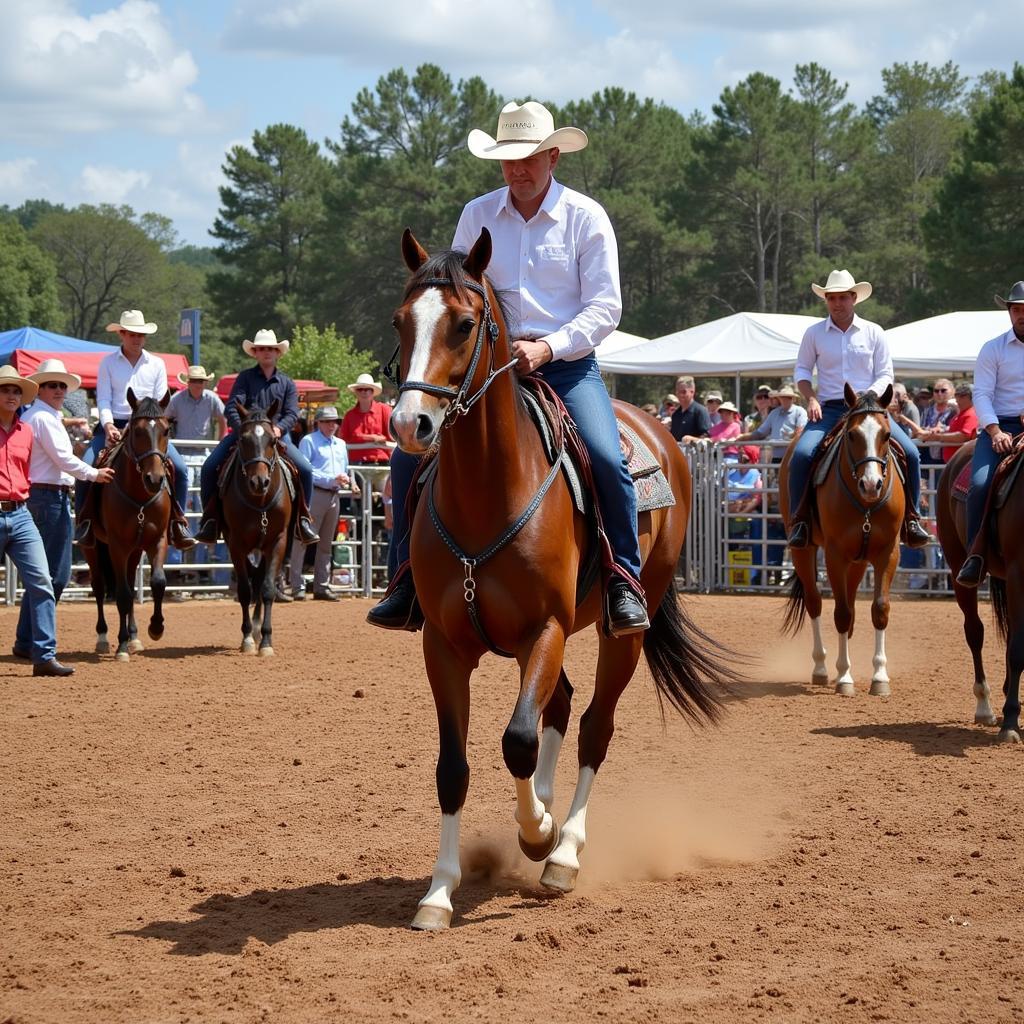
[132,396,166,420]
[404,249,517,334]
[851,390,886,415]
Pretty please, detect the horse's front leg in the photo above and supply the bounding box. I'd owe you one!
[535,669,573,813]
[257,536,286,657]
[505,619,566,863]
[112,552,136,661]
[825,549,859,695]
[868,545,898,696]
[125,549,145,653]
[998,572,1024,744]
[147,535,168,641]
[232,549,256,653]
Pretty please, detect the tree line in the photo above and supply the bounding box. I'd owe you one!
[2,61,1022,398]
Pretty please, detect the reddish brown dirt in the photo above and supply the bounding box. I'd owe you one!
[2,594,1023,1024]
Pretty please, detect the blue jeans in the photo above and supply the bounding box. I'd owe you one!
[16,489,72,654]
[2,505,57,663]
[200,433,313,508]
[77,421,189,513]
[787,401,921,515]
[966,417,1020,547]
[388,354,642,579]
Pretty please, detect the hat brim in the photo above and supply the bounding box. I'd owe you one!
[468,126,588,161]
[29,371,81,392]
[177,372,215,385]
[347,382,382,396]
[811,281,872,304]
[106,321,158,335]
[243,339,290,357]
[0,375,39,403]
[995,293,1024,308]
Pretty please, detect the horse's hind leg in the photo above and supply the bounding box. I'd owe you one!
[88,550,110,654]
[794,547,828,685]
[535,669,573,813]
[998,571,1024,744]
[953,580,995,725]
[868,549,898,697]
[413,624,476,931]
[541,632,644,894]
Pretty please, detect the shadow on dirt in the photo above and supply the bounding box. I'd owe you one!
[117,875,546,953]
[811,720,1001,757]
[720,680,808,703]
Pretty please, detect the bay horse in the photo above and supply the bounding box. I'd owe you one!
[221,400,292,656]
[779,384,904,695]
[83,389,172,661]
[935,441,1009,736]
[388,228,728,931]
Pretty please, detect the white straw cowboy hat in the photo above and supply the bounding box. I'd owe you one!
[0,365,39,404]
[468,101,588,161]
[29,358,81,393]
[347,372,382,396]
[105,309,158,334]
[811,269,872,304]
[717,401,739,414]
[242,329,290,358]
[177,364,215,385]
[773,384,799,398]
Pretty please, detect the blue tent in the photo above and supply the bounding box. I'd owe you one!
[0,326,116,362]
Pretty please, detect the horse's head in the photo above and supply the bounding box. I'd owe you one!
[236,398,280,496]
[388,227,509,453]
[843,382,895,502]
[126,387,171,494]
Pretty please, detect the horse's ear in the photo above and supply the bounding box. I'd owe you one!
[160,390,170,410]
[402,228,429,272]
[462,228,492,281]
[844,382,857,408]
[235,397,249,420]
[266,399,280,421]
[878,384,893,409]
[127,387,138,412]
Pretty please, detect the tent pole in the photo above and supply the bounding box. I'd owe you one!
[735,372,741,407]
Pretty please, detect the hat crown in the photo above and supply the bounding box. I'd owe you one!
[496,101,555,143]
[120,310,147,328]
[315,406,340,421]
[250,329,279,347]
[997,280,1024,306]
[823,270,856,291]
[35,358,69,375]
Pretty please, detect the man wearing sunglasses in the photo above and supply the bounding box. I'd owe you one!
[17,360,115,667]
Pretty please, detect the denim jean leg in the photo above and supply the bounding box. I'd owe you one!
[17,492,72,650]
[4,508,57,663]
[786,404,844,513]
[387,447,421,576]
[965,417,1019,547]
[166,441,190,510]
[281,437,314,504]
[75,431,107,517]
[887,415,921,512]
[200,434,237,508]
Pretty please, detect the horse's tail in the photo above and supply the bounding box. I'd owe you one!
[991,577,1009,642]
[782,572,806,637]
[642,575,735,725]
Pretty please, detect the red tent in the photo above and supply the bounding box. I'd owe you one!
[11,349,190,390]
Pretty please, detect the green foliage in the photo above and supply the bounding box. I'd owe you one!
[0,218,64,331]
[279,324,377,409]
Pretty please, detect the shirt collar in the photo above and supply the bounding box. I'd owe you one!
[499,177,564,222]
[30,397,59,417]
[825,313,861,334]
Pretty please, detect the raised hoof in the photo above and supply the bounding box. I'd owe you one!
[240,637,256,653]
[115,650,130,662]
[998,730,1022,745]
[869,680,891,697]
[835,681,855,697]
[540,861,578,893]
[127,638,145,653]
[148,625,164,642]
[411,905,452,931]
[258,646,275,658]
[518,820,560,863]
[811,671,830,687]
[95,638,110,655]
[975,714,998,727]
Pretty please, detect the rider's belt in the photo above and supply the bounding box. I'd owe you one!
[822,400,847,410]
[31,482,72,493]
[0,500,25,512]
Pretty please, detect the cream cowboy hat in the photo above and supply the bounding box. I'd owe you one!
[347,372,382,396]
[717,401,739,414]
[177,364,215,386]
[242,328,290,358]
[0,365,39,404]
[105,309,158,334]
[811,269,872,304]
[468,101,588,161]
[773,384,799,398]
[29,358,81,393]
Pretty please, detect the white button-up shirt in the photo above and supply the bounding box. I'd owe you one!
[96,347,168,426]
[972,328,1024,429]
[452,179,621,361]
[794,314,893,401]
[22,398,99,486]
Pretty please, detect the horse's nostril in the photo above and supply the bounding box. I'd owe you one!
[415,414,434,441]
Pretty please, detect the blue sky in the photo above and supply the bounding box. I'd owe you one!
[1,0,1018,247]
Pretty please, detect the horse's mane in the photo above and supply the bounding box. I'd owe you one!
[132,396,166,420]
[851,390,886,415]
[404,249,518,335]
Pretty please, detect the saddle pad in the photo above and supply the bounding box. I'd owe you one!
[952,462,971,502]
[619,422,662,480]
[996,447,1024,509]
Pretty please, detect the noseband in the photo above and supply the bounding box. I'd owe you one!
[384,277,517,429]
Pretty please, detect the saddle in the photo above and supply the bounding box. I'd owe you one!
[812,414,907,490]
[952,437,1024,509]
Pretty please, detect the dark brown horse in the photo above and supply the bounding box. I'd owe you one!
[935,442,1010,735]
[388,228,727,930]
[221,401,293,656]
[83,389,172,661]
[779,385,904,696]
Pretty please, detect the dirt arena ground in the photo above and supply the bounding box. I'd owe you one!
[3,593,1023,1024]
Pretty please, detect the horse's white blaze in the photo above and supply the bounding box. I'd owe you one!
[254,424,265,439]
[854,416,885,493]
[534,725,564,812]
[418,811,462,915]
[545,767,596,872]
[395,288,447,427]
[148,419,156,428]
[810,616,828,681]
[871,627,889,684]
[835,631,854,692]
[514,776,555,847]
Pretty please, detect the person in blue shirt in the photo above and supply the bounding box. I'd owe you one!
[194,330,318,545]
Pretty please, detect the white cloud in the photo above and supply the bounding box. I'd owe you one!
[78,165,151,204]
[0,0,204,140]
[0,159,40,195]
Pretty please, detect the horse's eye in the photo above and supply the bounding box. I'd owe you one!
[457,317,475,335]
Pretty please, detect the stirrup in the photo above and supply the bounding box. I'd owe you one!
[169,520,196,551]
[74,519,95,547]
[194,518,219,544]
[956,554,986,589]
[788,520,810,549]
[904,518,930,549]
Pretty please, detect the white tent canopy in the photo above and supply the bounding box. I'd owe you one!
[598,329,649,357]
[885,311,1008,374]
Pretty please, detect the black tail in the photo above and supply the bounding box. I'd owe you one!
[642,575,737,725]
[991,577,1009,642]
[782,572,806,637]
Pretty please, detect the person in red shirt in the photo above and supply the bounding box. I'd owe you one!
[0,365,74,676]
[340,373,392,465]
[936,381,979,463]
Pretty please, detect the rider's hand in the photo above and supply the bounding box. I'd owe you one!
[104,423,121,443]
[93,467,115,484]
[272,425,283,439]
[806,397,822,423]
[511,338,552,375]
[991,429,1014,453]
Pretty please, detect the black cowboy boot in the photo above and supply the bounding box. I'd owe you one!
[606,578,649,637]
[956,554,986,589]
[292,488,319,545]
[367,573,422,630]
[169,504,197,551]
[74,518,95,547]
[787,520,811,549]
[194,498,220,544]
[904,515,930,549]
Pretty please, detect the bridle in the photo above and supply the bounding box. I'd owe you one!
[125,411,170,477]
[233,416,285,535]
[238,416,281,478]
[838,408,895,559]
[383,276,517,430]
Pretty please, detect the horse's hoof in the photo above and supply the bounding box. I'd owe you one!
[411,905,451,931]
[975,714,998,727]
[115,651,130,662]
[834,681,855,697]
[518,820,560,863]
[540,861,578,893]
[127,639,144,653]
[998,730,1022,745]
[258,646,275,658]
[869,680,891,697]
[148,625,164,642]
[812,671,830,687]
[95,639,110,655]
[241,638,256,653]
